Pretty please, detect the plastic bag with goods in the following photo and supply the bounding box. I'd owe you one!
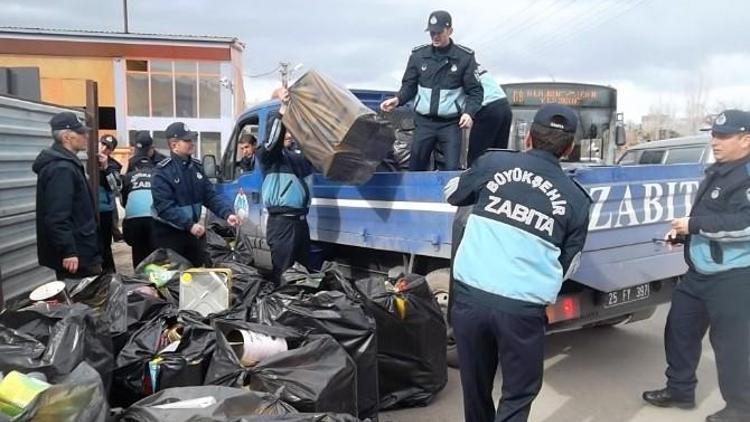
[111,310,215,407]
[282,70,395,184]
[205,319,358,416]
[353,274,448,409]
[256,266,378,419]
[0,303,113,387]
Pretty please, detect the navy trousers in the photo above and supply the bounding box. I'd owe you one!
[452,282,546,422]
[664,269,750,412]
[409,115,461,171]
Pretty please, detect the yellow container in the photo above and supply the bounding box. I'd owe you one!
[0,371,50,416]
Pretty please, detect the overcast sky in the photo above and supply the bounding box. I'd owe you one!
[3,0,749,121]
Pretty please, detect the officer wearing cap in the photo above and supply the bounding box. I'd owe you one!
[33,111,102,279]
[122,132,158,269]
[445,104,591,422]
[381,10,483,171]
[128,130,166,169]
[97,134,122,273]
[151,122,239,266]
[642,109,750,422]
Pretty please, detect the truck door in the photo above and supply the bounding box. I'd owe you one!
[217,113,265,244]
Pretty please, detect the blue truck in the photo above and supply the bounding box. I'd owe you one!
[203,82,705,364]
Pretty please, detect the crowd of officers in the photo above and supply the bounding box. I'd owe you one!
[30,9,749,422]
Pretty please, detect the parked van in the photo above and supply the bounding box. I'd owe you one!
[617,135,712,165]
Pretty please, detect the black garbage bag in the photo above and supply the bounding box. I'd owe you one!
[113,275,176,357]
[218,262,270,306]
[206,229,253,267]
[255,287,378,419]
[112,310,216,407]
[354,274,447,409]
[0,362,108,422]
[0,303,113,386]
[68,274,128,337]
[119,385,296,421]
[134,248,193,304]
[202,262,272,323]
[278,263,359,297]
[205,320,357,415]
[230,415,362,422]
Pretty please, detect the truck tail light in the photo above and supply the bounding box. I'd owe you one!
[545,295,580,324]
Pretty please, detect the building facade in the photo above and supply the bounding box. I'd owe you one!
[0,27,245,161]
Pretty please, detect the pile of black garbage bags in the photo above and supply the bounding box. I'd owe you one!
[0,228,447,421]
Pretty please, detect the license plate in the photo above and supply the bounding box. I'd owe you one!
[603,283,650,308]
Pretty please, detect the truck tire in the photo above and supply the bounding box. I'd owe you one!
[425,268,460,368]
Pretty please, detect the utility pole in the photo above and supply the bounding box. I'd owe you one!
[123,0,130,33]
[279,62,290,88]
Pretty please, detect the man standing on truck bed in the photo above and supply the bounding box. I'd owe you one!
[642,109,750,422]
[445,104,591,422]
[258,88,313,283]
[380,10,483,171]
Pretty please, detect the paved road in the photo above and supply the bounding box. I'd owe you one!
[113,243,724,422]
[380,305,724,422]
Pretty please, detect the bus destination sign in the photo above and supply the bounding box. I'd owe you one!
[503,84,615,108]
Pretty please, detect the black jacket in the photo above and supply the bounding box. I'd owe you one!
[33,143,101,271]
[396,40,483,119]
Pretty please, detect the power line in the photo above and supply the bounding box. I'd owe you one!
[496,0,642,77]
[245,66,281,78]
[467,0,542,47]
[479,0,611,79]
[529,0,649,56]
[488,0,579,47]
[472,0,577,52]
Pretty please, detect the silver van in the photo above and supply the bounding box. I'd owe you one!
[617,135,713,165]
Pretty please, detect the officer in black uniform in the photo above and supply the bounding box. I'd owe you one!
[257,89,314,283]
[642,109,750,422]
[151,122,239,266]
[128,130,166,169]
[445,104,591,422]
[381,10,483,171]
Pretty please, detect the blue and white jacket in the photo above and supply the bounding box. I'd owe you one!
[396,40,484,120]
[257,114,313,216]
[122,156,154,220]
[685,157,750,275]
[447,149,591,305]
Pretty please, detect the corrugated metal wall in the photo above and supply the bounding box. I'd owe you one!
[0,95,84,303]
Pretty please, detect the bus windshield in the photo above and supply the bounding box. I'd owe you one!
[501,82,619,165]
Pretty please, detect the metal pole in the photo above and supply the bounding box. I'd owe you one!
[85,80,100,224]
[123,0,129,33]
[279,62,290,88]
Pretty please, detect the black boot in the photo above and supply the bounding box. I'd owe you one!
[706,407,750,422]
[642,388,695,409]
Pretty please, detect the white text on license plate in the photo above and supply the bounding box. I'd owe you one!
[604,283,650,308]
